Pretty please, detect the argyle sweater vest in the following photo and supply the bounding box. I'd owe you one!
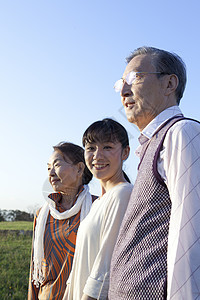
[109,116,187,300]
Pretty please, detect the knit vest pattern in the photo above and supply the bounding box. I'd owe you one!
[109,117,185,300]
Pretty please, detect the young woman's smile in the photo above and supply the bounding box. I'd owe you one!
[93,163,109,170]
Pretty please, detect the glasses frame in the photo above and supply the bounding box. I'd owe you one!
[114,71,166,92]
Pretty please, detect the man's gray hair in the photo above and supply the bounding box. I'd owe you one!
[126,46,187,104]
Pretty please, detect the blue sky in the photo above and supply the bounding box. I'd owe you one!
[1,0,200,211]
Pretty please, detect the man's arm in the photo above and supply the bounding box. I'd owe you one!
[160,120,200,299]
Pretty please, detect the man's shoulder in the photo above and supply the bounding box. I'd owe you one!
[168,117,200,134]
[173,117,199,125]
[164,117,200,146]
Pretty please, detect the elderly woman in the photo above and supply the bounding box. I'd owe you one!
[28,142,95,300]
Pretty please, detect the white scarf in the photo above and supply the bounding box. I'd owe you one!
[32,185,92,287]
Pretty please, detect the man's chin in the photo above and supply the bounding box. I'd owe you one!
[125,112,136,124]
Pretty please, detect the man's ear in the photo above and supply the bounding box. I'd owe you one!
[164,74,179,96]
[122,145,130,161]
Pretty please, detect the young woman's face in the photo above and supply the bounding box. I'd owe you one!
[84,141,129,183]
[47,150,82,193]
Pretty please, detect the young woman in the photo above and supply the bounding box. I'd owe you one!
[65,119,133,300]
[28,142,96,300]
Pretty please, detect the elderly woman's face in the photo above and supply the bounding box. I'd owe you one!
[47,150,82,193]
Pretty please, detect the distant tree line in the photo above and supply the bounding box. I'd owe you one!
[0,209,34,222]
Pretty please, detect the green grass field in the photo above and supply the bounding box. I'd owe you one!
[0,222,33,299]
[0,221,33,231]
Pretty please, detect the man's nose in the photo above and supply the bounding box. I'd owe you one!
[121,82,132,97]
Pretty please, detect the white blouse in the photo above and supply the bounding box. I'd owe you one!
[66,182,133,300]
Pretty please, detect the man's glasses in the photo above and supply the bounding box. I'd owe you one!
[114,71,164,93]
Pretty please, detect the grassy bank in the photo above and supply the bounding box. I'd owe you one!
[0,223,33,299]
[0,221,33,231]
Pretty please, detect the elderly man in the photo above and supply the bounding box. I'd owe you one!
[109,47,200,299]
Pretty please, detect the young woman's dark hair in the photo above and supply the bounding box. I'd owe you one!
[82,118,131,183]
[53,142,93,185]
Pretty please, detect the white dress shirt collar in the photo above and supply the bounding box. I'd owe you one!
[141,106,182,139]
[141,106,183,140]
[135,106,183,157]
